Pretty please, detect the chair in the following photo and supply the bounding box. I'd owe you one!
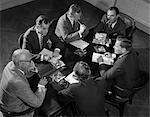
[119,13,136,40]
[48,18,59,36]
[105,70,149,117]
[18,33,24,48]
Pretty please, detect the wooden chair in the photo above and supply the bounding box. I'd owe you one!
[18,33,24,48]
[105,70,149,117]
[119,13,136,40]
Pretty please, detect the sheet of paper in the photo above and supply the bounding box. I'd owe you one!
[65,72,79,84]
[70,40,89,50]
[92,52,114,65]
[39,48,53,57]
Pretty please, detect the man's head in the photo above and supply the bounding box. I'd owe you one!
[12,49,37,75]
[107,6,119,24]
[73,61,91,80]
[113,35,132,54]
[68,4,82,22]
[35,15,50,36]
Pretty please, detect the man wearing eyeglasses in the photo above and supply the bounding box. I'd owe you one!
[0,49,48,117]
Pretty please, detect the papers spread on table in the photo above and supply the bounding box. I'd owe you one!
[92,52,116,65]
[70,39,89,50]
[39,48,53,57]
[93,33,107,45]
[65,72,79,84]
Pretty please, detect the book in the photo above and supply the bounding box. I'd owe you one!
[70,39,89,50]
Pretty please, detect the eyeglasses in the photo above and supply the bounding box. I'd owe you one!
[19,60,32,63]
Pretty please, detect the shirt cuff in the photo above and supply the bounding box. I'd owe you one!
[41,55,44,61]
[78,31,82,38]
[38,84,45,88]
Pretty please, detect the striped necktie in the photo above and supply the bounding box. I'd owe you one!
[39,35,43,49]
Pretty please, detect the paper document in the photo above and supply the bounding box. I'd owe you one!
[92,52,114,65]
[70,40,89,50]
[39,48,53,57]
[65,72,79,84]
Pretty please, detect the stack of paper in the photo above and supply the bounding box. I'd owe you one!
[65,72,79,84]
[70,40,89,50]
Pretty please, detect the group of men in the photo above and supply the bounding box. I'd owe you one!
[0,4,142,117]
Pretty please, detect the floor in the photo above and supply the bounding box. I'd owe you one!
[0,0,149,116]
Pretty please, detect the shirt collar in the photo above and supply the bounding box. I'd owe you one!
[17,68,25,75]
[118,50,130,59]
[111,20,117,28]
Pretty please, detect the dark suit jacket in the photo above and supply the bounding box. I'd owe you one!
[22,26,51,54]
[0,61,46,117]
[102,49,141,90]
[94,14,126,38]
[59,78,106,116]
[55,12,87,43]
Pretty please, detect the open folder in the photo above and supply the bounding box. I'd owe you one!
[92,52,115,65]
[70,39,89,50]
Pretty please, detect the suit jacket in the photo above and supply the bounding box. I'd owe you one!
[0,61,46,117]
[55,12,87,43]
[94,14,126,38]
[59,78,106,116]
[22,26,51,54]
[102,49,141,90]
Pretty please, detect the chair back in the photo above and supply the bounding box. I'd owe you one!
[119,13,136,38]
[18,33,24,48]
[48,18,59,35]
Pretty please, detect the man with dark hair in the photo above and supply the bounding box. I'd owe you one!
[59,61,106,116]
[97,36,141,97]
[54,4,89,58]
[0,49,48,117]
[22,15,52,62]
[94,6,126,39]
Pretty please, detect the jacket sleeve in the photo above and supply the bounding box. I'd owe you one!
[58,19,81,43]
[102,57,126,79]
[14,80,46,108]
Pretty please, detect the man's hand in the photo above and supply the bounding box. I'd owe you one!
[97,56,103,63]
[39,77,48,86]
[79,23,86,34]
[43,55,51,61]
[47,39,52,49]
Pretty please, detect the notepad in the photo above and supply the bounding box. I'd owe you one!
[70,40,89,50]
[39,48,53,57]
[65,72,79,84]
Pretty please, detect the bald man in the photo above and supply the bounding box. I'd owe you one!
[0,49,48,117]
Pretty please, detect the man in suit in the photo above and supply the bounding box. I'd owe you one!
[0,49,48,117]
[55,4,88,58]
[59,61,106,116]
[97,36,141,97]
[94,7,126,42]
[22,15,52,62]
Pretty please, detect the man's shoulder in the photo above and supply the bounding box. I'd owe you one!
[117,17,126,27]
[58,13,69,24]
[24,26,36,38]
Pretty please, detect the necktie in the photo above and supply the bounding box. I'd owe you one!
[39,35,43,49]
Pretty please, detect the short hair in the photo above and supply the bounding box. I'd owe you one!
[108,6,119,15]
[116,35,132,50]
[73,61,91,80]
[68,4,81,15]
[35,15,49,26]
[12,49,31,66]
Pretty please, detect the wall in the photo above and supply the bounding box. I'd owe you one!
[84,0,150,35]
[0,0,34,11]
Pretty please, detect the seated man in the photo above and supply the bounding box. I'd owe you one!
[97,36,141,97]
[58,61,106,116]
[22,15,52,62]
[0,49,48,117]
[94,7,126,42]
[55,4,88,57]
